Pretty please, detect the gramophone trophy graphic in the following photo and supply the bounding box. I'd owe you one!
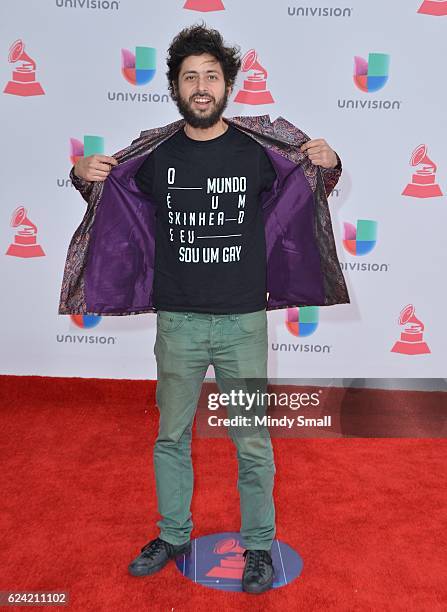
[205,538,246,579]
[183,0,225,10]
[3,40,45,97]
[418,0,447,15]
[391,304,430,355]
[234,49,274,105]
[402,144,443,198]
[5,206,45,258]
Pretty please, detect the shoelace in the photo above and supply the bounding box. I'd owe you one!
[243,549,271,574]
[140,538,167,559]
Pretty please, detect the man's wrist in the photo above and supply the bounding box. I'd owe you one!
[73,164,82,180]
[70,165,89,186]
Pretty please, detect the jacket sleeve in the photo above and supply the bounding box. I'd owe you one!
[69,166,95,204]
[319,152,342,198]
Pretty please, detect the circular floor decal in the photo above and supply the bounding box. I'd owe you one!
[174,532,303,592]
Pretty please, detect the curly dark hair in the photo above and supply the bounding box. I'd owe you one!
[166,23,241,99]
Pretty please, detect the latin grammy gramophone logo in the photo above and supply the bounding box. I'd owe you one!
[205,538,245,579]
[234,49,274,105]
[3,40,45,97]
[391,304,430,355]
[70,135,105,165]
[174,531,303,592]
[5,206,45,258]
[183,0,225,11]
[402,144,443,198]
[418,0,447,15]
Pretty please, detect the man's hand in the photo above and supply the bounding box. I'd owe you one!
[300,139,338,169]
[74,154,118,182]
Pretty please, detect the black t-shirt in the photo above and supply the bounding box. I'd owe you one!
[134,123,277,313]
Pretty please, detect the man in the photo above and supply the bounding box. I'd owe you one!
[61,24,349,594]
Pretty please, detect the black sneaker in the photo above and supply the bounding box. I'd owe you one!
[242,549,275,594]
[128,537,191,577]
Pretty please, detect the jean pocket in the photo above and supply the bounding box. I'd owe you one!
[157,311,188,333]
[235,310,267,334]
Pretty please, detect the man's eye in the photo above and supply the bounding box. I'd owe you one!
[209,75,217,80]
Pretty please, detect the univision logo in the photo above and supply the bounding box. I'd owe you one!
[329,187,341,198]
[271,307,332,352]
[56,334,116,344]
[343,219,377,255]
[271,307,332,353]
[70,135,104,165]
[353,53,389,92]
[71,315,102,329]
[338,52,401,111]
[56,314,117,344]
[55,0,120,8]
[107,46,169,103]
[57,135,105,188]
[286,306,319,337]
[340,219,389,272]
[287,6,353,17]
[121,47,156,86]
[271,343,331,353]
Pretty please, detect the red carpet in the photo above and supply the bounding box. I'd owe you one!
[0,376,446,611]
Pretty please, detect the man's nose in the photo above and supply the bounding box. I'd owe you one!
[197,74,210,90]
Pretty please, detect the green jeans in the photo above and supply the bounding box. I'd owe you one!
[153,308,276,551]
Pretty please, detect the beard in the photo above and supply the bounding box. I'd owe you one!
[174,89,229,129]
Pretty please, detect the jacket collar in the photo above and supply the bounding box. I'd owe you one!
[113,114,312,173]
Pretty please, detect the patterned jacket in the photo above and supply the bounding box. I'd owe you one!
[59,114,349,315]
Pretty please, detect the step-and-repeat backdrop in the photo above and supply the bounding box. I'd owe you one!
[1,0,446,379]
